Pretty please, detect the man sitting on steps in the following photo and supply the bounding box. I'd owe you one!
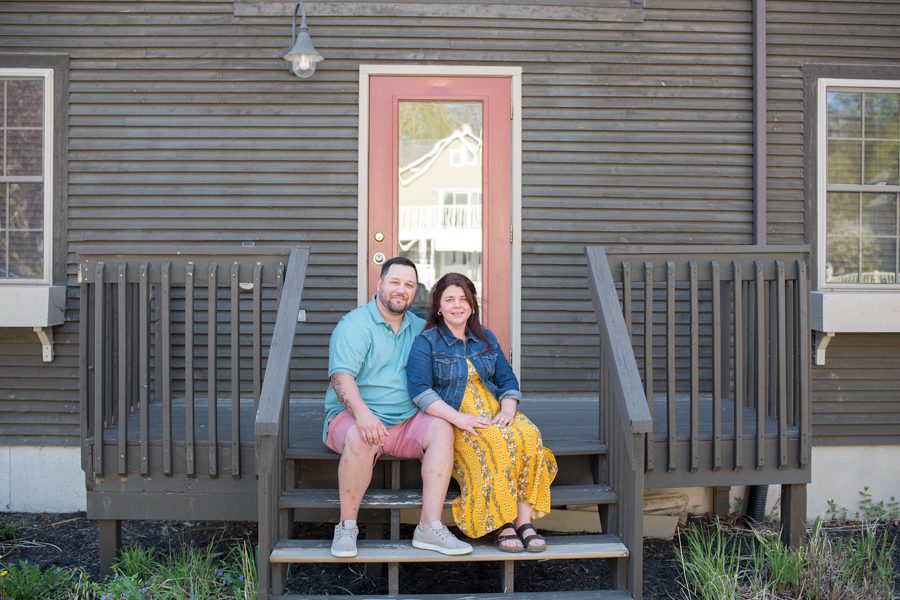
[322,256,472,558]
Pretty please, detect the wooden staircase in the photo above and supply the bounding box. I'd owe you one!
[255,246,645,598]
[263,437,634,599]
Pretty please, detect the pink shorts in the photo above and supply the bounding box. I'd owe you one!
[324,410,437,461]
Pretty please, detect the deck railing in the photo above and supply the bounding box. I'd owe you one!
[598,245,811,482]
[585,247,653,599]
[78,246,294,481]
[255,247,309,599]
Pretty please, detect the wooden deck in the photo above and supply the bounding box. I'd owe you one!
[102,394,792,449]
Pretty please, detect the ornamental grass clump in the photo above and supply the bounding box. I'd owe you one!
[676,518,896,600]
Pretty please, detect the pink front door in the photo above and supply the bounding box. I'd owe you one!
[367,75,512,351]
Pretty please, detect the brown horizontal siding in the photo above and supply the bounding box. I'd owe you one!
[0,325,80,445]
[767,1,900,445]
[811,334,900,446]
[0,1,766,437]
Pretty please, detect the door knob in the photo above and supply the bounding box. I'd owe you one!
[373,252,386,265]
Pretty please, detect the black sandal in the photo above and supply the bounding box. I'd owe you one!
[515,522,547,553]
[494,522,524,553]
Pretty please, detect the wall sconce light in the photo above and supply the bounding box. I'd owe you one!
[283,0,323,78]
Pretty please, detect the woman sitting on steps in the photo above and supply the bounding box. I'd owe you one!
[407,272,557,552]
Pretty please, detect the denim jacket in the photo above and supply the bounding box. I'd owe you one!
[406,324,522,412]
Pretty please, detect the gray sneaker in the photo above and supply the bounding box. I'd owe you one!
[412,520,473,555]
[331,520,359,557]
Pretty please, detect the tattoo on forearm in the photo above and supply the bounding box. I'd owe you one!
[331,376,351,409]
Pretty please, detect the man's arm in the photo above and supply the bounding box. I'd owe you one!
[330,372,388,445]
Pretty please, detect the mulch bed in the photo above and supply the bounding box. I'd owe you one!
[0,512,897,598]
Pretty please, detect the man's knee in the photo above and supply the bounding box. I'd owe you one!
[423,417,454,449]
[342,426,379,460]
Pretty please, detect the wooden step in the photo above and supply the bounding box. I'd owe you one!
[285,438,608,461]
[280,483,617,510]
[272,591,633,600]
[270,534,628,564]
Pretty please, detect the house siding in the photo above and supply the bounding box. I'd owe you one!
[12,1,894,444]
[766,1,900,445]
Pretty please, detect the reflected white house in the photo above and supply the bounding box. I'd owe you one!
[398,122,483,300]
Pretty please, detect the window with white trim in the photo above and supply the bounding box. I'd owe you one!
[0,68,53,283]
[819,79,900,287]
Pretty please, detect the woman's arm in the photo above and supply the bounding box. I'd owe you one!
[486,330,522,425]
[407,334,490,434]
[424,398,491,435]
[406,335,442,411]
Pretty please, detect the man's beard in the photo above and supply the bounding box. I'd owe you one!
[379,293,409,316]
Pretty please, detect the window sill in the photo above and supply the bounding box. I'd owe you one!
[0,284,65,327]
[811,291,900,365]
[811,290,900,333]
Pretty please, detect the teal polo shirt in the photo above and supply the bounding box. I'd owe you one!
[323,297,425,442]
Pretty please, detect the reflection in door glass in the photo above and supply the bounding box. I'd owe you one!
[398,102,483,318]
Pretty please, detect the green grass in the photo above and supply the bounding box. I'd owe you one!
[0,540,257,600]
[676,518,897,600]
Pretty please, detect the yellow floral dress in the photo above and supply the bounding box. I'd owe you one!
[451,360,558,538]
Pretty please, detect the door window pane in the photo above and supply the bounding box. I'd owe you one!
[398,101,483,317]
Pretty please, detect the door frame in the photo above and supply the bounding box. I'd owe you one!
[357,64,523,372]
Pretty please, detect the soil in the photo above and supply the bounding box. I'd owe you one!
[0,513,897,598]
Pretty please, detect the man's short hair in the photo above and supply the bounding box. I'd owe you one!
[380,256,418,280]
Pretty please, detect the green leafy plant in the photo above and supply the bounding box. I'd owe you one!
[0,560,79,600]
[825,498,848,523]
[0,520,16,542]
[856,486,900,523]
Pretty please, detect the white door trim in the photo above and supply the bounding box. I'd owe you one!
[357,64,523,372]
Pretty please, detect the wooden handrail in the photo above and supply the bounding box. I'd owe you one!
[254,247,310,439]
[254,246,309,600]
[586,246,652,438]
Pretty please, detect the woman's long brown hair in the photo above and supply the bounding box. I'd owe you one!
[425,272,490,345]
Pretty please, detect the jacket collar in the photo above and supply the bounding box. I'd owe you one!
[437,322,477,346]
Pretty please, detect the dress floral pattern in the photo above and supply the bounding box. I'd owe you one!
[451,360,557,538]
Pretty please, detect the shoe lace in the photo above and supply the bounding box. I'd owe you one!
[335,525,357,542]
[431,524,453,542]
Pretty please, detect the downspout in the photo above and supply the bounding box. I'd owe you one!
[748,0,768,520]
[753,0,767,246]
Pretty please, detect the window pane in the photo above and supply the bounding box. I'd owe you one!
[7,129,42,176]
[864,140,899,185]
[7,229,43,279]
[827,139,861,184]
[860,237,897,283]
[827,192,859,236]
[9,182,43,229]
[865,92,900,140]
[861,193,897,237]
[0,184,6,230]
[827,91,861,138]
[0,233,5,278]
[7,79,43,128]
[826,236,859,283]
